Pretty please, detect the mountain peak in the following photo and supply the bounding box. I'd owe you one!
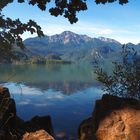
[50,31,92,44]
[61,31,76,35]
[98,37,119,44]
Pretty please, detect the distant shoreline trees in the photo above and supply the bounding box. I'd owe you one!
[26,56,72,65]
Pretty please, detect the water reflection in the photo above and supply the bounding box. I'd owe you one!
[3,82,103,139]
[27,81,98,95]
[0,64,97,95]
[0,64,102,139]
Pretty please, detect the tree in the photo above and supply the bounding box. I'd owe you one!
[0,0,129,51]
[95,45,140,100]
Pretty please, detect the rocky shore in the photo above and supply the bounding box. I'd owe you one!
[0,87,54,140]
[1,86,140,140]
[79,94,140,140]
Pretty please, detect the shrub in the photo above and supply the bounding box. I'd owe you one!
[95,45,140,100]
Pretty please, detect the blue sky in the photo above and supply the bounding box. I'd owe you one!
[2,0,140,44]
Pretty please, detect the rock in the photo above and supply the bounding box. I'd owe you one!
[0,87,10,98]
[0,87,19,140]
[78,118,95,140]
[22,130,54,140]
[0,87,54,140]
[0,87,16,128]
[24,115,53,135]
[79,94,140,140]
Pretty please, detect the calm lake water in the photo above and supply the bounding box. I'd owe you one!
[0,64,103,139]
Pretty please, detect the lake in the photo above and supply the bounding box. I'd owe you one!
[0,64,103,139]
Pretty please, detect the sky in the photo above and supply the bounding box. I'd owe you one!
[2,0,140,44]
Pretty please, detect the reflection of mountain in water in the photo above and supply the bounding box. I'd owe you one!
[26,81,97,95]
[0,64,97,95]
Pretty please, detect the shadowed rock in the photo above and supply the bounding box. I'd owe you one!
[24,115,53,135]
[79,94,140,140]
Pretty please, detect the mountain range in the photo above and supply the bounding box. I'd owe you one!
[21,31,140,63]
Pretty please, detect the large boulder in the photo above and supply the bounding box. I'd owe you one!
[22,130,54,140]
[24,115,53,135]
[79,94,140,140]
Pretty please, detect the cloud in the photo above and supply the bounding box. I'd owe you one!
[21,14,114,39]
[111,36,140,44]
[40,19,114,37]
[4,82,42,96]
[17,99,31,105]
[21,14,140,44]
[34,102,54,107]
[97,29,113,35]
[47,94,64,100]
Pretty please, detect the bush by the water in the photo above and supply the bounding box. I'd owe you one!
[95,45,140,100]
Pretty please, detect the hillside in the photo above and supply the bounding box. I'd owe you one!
[23,31,126,63]
[6,31,138,64]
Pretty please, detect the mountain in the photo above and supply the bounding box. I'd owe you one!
[23,31,138,63]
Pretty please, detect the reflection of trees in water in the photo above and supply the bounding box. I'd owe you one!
[0,64,97,95]
[0,64,95,85]
[26,81,96,95]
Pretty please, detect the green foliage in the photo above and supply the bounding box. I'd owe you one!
[0,13,44,48]
[95,45,140,100]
